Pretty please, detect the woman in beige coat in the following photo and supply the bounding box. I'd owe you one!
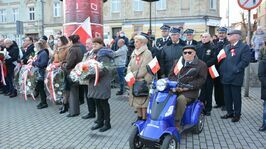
[127,35,153,121]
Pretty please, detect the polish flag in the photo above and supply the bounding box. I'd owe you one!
[72,17,92,45]
[174,57,183,75]
[147,57,160,74]
[208,65,219,79]
[125,72,135,87]
[217,49,226,63]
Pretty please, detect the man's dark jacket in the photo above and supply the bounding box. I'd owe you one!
[196,41,216,67]
[219,41,251,86]
[160,41,185,76]
[168,57,207,99]
[5,44,19,70]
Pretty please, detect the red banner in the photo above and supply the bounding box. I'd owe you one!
[63,0,103,39]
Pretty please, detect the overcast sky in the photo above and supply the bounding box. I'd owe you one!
[220,0,243,26]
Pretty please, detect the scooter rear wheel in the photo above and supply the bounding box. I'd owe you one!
[161,135,178,149]
[129,127,143,149]
[193,112,205,134]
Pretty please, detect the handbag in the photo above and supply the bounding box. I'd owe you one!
[132,60,149,97]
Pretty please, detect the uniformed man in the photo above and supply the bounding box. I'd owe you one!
[184,29,198,46]
[152,25,171,57]
[220,30,251,122]
[197,32,216,116]
[213,27,230,110]
[160,27,185,77]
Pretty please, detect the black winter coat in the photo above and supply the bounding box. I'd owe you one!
[160,41,185,76]
[5,44,19,70]
[258,60,266,100]
[219,41,251,86]
[196,41,216,67]
[22,44,34,64]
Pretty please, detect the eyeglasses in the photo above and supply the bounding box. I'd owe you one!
[183,51,193,55]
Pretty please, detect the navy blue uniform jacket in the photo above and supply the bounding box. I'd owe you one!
[219,41,251,86]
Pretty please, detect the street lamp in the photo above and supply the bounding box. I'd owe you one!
[142,0,159,35]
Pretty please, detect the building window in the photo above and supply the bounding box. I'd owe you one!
[133,25,143,33]
[13,8,18,22]
[0,9,7,23]
[134,0,143,11]
[210,0,217,10]
[29,7,35,21]
[156,0,166,10]
[111,0,120,13]
[53,2,61,17]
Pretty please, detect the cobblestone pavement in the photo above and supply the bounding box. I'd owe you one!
[0,88,265,149]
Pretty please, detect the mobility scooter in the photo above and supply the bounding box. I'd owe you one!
[129,68,205,149]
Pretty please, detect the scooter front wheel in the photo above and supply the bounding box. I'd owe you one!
[161,135,178,149]
[129,127,143,149]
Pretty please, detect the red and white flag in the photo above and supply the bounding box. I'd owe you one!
[217,49,226,63]
[174,57,183,75]
[147,57,160,74]
[125,72,135,87]
[208,65,219,79]
[72,17,92,45]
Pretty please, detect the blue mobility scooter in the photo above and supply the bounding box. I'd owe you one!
[129,68,205,149]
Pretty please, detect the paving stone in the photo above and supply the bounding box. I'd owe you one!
[0,88,264,148]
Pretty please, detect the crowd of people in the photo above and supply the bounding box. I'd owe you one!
[0,24,266,133]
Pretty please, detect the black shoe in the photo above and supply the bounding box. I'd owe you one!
[91,123,104,130]
[213,105,221,108]
[94,120,99,124]
[66,113,79,117]
[231,116,240,122]
[221,114,234,119]
[259,125,266,131]
[205,111,211,116]
[37,104,48,109]
[0,90,6,94]
[9,92,17,98]
[99,124,111,132]
[221,106,226,111]
[82,113,95,119]
[79,100,84,105]
[37,103,42,108]
[59,104,68,114]
[4,92,11,96]
[116,91,124,95]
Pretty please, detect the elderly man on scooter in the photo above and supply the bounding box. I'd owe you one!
[168,45,207,130]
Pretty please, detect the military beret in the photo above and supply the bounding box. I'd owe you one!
[169,27,181,34]
[160,25,171,31]
[41,35,48,41]
[182,45,196,51]
[140,32,150,40]
[227,30,242,36]
[217,27,227,33]
[184,29,195,35]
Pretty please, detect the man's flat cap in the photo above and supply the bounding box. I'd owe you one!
[227,30,242,36]
[184,29,195,35]
[182,45,196,51]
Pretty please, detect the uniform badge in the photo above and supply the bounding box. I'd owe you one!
[206,49,211,55]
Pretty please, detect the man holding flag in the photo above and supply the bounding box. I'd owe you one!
[213,27,230,110]
[168,45,207,129]
[219,30,251,123]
